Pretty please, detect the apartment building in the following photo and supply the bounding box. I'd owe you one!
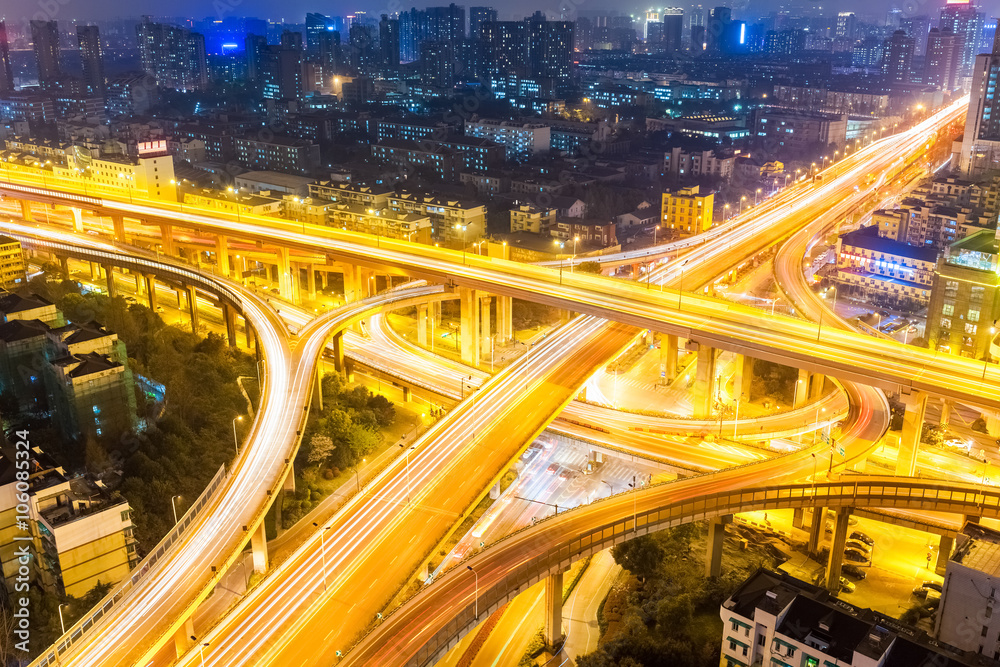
[661,185,714,236]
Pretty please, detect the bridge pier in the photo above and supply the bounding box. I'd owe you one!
[307,266,317,301]
[688,341,716,418]
[543,571,564,647]
[331,331,345,373]
[144,274,157,311]
[794,369,810,407]
[808,507,825,554]
[173,617,196,658]
[313,366,324,411]
[70,207,84,233]
[662,334,679,382]
[186,286,199,334]
[460,287,481,367]
[417,304,429,346]
[283,463,296,493]
[159,223,174,256]
[276,247,292,300]
[809,374,825,399]
[102,264,117,297]
[19,200,33,221]
[792,507,804,529]
[734,353,753,403]
[939,399,952,426]
[216,235,230,278]
[480,296,493,359]
[110,214,125,242]
[896,389,927,477]
[497,295,513,343]
[936,535,954,575]
[824,507,853,592]
[343,265,359,303]
[250,521,268,573]
[223,303,237,349]
[706,515,731,577]
[58,255,69,277]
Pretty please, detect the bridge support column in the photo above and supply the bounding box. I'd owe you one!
[460,287,481,367]
[276,247,292,300]
[59,255,69,277]
[734,354,753,403]
[663,334,679,382]
[809,374,825,399]
[417,304,429,346]
[688,341,716,418]
[940,399,952,426]
[824,507,853,592]
[18,200,33,221]
[343,265,359,303]
[250,522,268,573]
[159,223,174,256]
[173,617,196,658]
[223,304,237,349]
[985,412,1000,438]
[283,463,296,493]
[489,481,501,499]
[331,331,345,373]
[808,507,825,554]
[792,507,804,529]
[543,571,564,647]
[497,295,513,343]
[215,235,230,278]
[186,286,199,334]
[430,302,440,351]
[313,367,323,412]
[706,515,731,577]
[70,207,84,233]
[144,274,157,311]
[936,535,954,575]
[896,389,927,477]
[110,214,125,242]
[307,266,317,301]
[480,296,493,358]
[794,369,810,408]
[102,265,116,297]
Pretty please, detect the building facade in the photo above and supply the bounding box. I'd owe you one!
[661,185,714,236]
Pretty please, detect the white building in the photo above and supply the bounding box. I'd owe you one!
[937,522,1000,660]
[235,170,314,197]
[464,120,550,162]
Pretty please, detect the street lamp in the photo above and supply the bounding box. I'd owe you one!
[191,637,208,667]
[755,188,762,205]
[355,458,366,493]
[677,258,691,309]
[602,479,614,497]
[739,195,746,215]
[553,239,565,284]
[171,495,182,524]
[467,565,479,620]
[232,415,243,455]
[312,522,332,589]
[724,203,730,220]
[58,603,67,634]
[399,440,417,502]
[455,224,468,263]
[628,475,639,533]
[571,235,580,271]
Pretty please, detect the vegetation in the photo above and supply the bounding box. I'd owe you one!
[577,261,604,274]
[512,298,563,330]
[748,359,798,406]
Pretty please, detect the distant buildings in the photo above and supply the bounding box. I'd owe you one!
[464,120,550,162]
[0,236,25,290]
[882,30,915,84]
[136,16,208,91]
[77,25,106,98]
[939,0,984,88]
[751,108,848,151]
[233,135,320,176]
[959,31,1000,176]
[31,20,62,92]
[834,225,937,309]
[937,522,1000,657]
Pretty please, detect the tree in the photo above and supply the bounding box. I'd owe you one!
[612,534,664,581]
[307,435,336,465]
[577,261,603,274]
[656,594,693,637]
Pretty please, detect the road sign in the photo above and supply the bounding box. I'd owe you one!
[837,445,845,457]
[660,363,666,378]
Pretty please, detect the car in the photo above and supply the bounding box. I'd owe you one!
[844,548,871,565]
[838,577,856,593]
[156,306,165,313]
[846,539,873,554]
[521,445,541,461]
[558,468,575,480]
[545,463,559,475]
[842,564,867,580]
[124,296,138,304]
[849,531,874,547]
[912,581,943,597]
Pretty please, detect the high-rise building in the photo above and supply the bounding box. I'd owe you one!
[136,17,208,91]
[662,8,684,52]
[0,22,13,93]
[260,46,302,100]
[245,33,268,84]
[960,31,1000,175]
[306,12,333,55]
[924,28,963,90]
[349,24,378,76]
[900,15,931,55]
[420,41,455,88]
[939,0,984,88]
[31,20,62,91]
[706,7,731,53]
[400,8,428,62]
[280,30,303,51]
[527,12,573,80]
[481,21,527,79]
[469,7,497,40]
[379,15,400,77]
[77,25,105,98]
[766,29,807,56]
[835,12,857,39]
[882,29,914,84]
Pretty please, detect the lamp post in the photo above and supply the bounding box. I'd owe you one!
[467,565,479,620]
[355,458,366,493]
[724,203,730,220]
[312,522,332,589]
[399,441,417,502]
[572,235,580,271]
[739,195,746,215]
[553,239,565,284]
[456,224,468,264]
[171,495,182,524]
[58,603,67,634]
[192,638,208,667]
[677,258,690,309]
[628,475,639,533]
[602,479,614,497]
[232,415,243,455]
[755,188,762,205]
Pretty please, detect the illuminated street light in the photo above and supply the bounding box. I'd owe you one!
[233,415,243,455]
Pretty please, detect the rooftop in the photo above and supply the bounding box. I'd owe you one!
[840,225,939,263]
[952,522,1000,576]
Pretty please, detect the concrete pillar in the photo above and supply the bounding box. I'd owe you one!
[543,571,564,647]
[223,304,237,349]
[186,285,199,334]
[159,223,174,256]
[402,386,412,402]
[460,287,481,367]
[824,507,853,592]
[246,323,256,351]
[808,507,825,554]
[307,266,317,301]
[896,389,927,477]
[689,341,716,418]
[283,463,296,493]
[705,515,731,577]
[480,296,492,358]
[144,274,157,311]
[102,265,116,297]
[173,617,196,658]
[110,214,125,242]
[663,334,679,381]
[59,255,69,277]
[331,331,345,373]
[497,295,513,343]
[89,261,97,280]
[794,369,810,408]
[19,200,32,221]
[936,535,954,575]
[133,271,141,294]
[940,400,952,426]
[417,304,429,346]
[986,413,1000,438]
[343,265,360,303]
[809,374,825,400]
[489,482,501,499]
[250,521,268,573]
[430,301,440,352]
[313,367,323,412]
[70,207,84,233]
[216,234,230,278]
[734,353,753,404]
[792,507,804,529]
[276,247,292,300]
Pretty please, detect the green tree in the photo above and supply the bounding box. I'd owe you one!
[577,261,603,274]
[307,435,336,465]
[612,534,664,581]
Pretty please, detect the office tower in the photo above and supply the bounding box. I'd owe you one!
[940,0,984,86]
[900,15,931,55]
[469,7,497,40]
[882,29,915,83]
[481,21,527,79]
[349,24,378,76]
[527,12,573,80]
[306,13,333,55]
[426,4,465,45]
[662,8,684,52]
[835,12,857,39]
[280,30,303,51]
[317,31,340,77]
[886,7,903,28]
[400,9,428,62]
[0,22,13,93]
[31,20,62,91]
[981,18,997,53]
[420,41,454,87]
[959,31,1000,175]
[706,7,731,53]
[766,29,806,56]
[260,46,302,100]
[692,25,706,51]
[379,15,400,77]
[245,33,267,83]
[924,28,963,90]
[851,36,884,68]
[77,25,105,98]
[136,17,208,91]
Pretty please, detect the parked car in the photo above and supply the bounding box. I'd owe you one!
[844,548,871,565]
[912,581,943,597]
[838,577,856,593]
[156,306,165,313]
[849,531,874,547]
[842,564,867,580]
[124,296,137,304]
[545,463,560,475]
[846,539,873,554]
